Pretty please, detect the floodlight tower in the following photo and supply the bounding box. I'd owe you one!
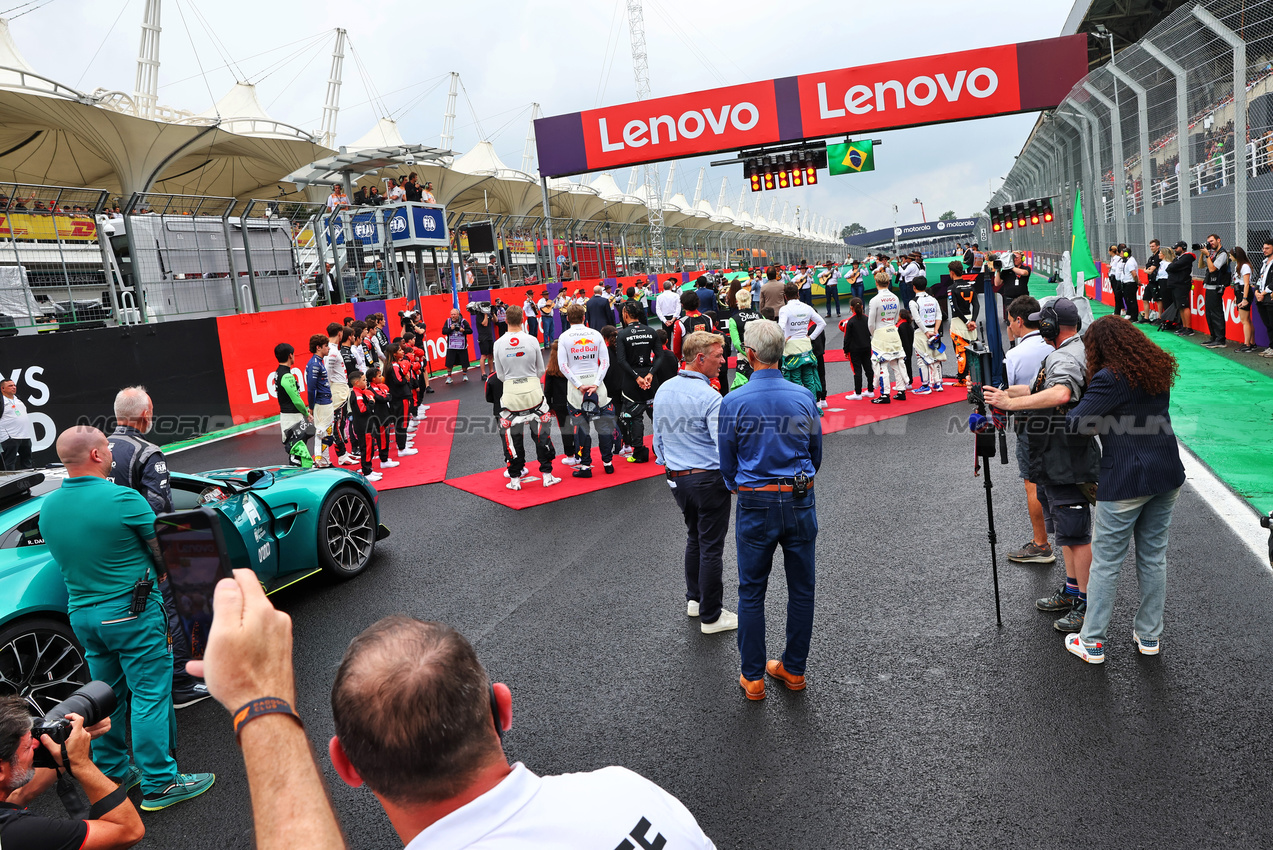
[319,28,346,149]
[628,0,664,268]
[133,0,162,119]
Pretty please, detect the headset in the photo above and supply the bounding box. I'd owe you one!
[1037,300,1082,342]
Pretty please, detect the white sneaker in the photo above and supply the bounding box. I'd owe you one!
[846,393,862,401]
[816,399,829,409]
[366,471,383,482]
[506,478,522,491]
[381,459,400,468]
[462,375,469,382]
[337,454,357,465]
[416,407,429,420]
[542,473,561,488]
[398,448,418,456]
[445,377,453,384]
[700,609,739,634]
[503,469,532,479]
[561,456,581,467]
[687,600,700,617]
[617,446,634,457]
[407,423,417,432]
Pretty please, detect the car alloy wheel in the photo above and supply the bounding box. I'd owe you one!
[319,486,376,577]
[0,618,90,716]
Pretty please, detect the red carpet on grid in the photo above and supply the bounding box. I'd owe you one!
[330,399,458,490]
[445,437,665,510]
[821,380,964,435]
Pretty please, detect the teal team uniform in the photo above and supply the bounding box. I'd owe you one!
[39,476,178,794]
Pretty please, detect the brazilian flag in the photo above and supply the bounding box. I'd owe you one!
[827,140,875,176]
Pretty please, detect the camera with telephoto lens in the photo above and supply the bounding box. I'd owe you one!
[466,301,491,316]
[31,681,116,769]
[1192,243,1205,252]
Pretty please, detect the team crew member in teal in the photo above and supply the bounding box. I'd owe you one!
[39,427,215,811]
[274,343,314,467]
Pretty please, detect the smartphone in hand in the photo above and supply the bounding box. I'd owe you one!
[154,507,234,659]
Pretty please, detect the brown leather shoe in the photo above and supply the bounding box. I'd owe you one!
[766,660,806,691]
[739,674,765,700]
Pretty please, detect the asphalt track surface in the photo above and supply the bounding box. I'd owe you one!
[34,324,1273,849]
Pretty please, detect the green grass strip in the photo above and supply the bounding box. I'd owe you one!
[163,415,279,454]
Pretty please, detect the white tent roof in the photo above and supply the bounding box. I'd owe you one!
[542,176,606,220]
[192,82,314,141]
[0,18,34,74]
[444,141,539,216]
[587,173,649,225]
[347,117,407,151]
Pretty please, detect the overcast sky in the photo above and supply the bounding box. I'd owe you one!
[9,0,1075,233]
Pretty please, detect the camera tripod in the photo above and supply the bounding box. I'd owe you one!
[968,345,1008,628]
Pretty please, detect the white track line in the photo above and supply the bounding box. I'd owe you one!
[1178,441,1269,571]
[164,420,277,456]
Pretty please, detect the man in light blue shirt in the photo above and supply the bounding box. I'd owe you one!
[652,330,737,635]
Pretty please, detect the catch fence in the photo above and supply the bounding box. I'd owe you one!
[989,0,1273,262]
[0,186,837,332]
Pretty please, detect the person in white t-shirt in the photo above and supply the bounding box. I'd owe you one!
[776,281,825,402]
[655,283,681,330]
[0,378,34,469]
[386,178,406,204]
[325,617,718,850]
[907,278,946,394]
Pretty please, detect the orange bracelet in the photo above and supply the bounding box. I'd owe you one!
[232,697,302,741]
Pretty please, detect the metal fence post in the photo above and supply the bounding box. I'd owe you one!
[1069,103,1107,251]
[1107,65,1153,249]
[238,201,261,312]
[1194,5,1247,248]
[1082,83,1127,246]
[1141,40,1192,244]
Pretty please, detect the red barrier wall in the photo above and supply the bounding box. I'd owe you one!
[216,292,465,424]
[1096,263,1243,341]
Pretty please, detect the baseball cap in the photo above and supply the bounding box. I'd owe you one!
[1029,296,1079,327]
[1174,240,1188,252]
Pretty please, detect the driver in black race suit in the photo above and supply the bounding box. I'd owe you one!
[614,302,658,463]
[107,386,209,709]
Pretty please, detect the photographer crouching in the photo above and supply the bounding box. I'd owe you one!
[983,297,1102,633]
[0,694,143,849]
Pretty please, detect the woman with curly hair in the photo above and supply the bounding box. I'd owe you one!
[1061,316,1186,664]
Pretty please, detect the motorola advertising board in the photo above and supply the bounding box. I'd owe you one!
[535,35,1086,177]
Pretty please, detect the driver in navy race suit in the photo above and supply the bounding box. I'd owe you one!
[107,386,210,708]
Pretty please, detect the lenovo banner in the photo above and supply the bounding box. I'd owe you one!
[536,35,1086,177]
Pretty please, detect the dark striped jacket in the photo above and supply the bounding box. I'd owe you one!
[1066,368,1185,502]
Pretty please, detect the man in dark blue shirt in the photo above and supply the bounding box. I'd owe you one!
[718,319,822,701]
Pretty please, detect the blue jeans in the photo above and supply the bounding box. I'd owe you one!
[1080,488,1181,645]
[735,489,818,680]
[851,283,865,302]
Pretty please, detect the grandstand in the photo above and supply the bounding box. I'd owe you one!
[989,0,1273,261]
[0,6,841,332]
